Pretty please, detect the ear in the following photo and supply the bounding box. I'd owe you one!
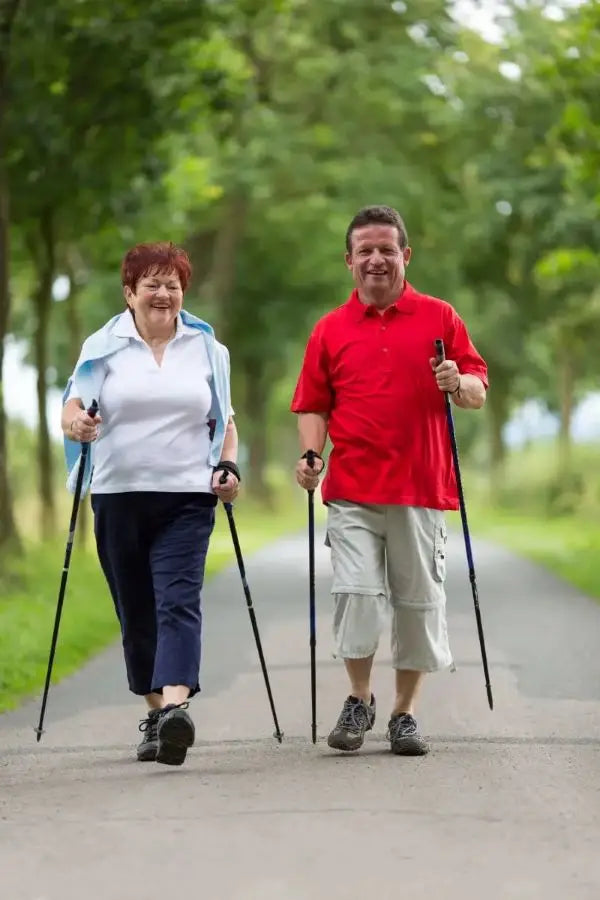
[344,251,353,272]
[123,286,134,305]
[403,247,412,265]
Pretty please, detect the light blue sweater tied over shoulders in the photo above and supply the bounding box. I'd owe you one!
[62,309,231,496]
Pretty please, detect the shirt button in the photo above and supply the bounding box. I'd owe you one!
[381,326,386,331]
[383,348,388,353]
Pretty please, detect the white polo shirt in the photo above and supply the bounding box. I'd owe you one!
[68,311,228,494]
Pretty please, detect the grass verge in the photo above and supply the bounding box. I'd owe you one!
[464,504,600,602]
[0,488,318,714]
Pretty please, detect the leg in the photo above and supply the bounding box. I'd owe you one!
[325,502,388,752]
[91,493,159,697]
[91,492,165,762]
[150,495,215,765]
[344,656,375,706]
[386,505,453,755]
[393,669,425,717]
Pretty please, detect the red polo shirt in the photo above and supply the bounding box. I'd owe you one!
[291,283,488,510]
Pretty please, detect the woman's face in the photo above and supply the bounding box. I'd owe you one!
[124,268,184,331]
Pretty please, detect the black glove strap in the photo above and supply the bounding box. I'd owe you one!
[214,460,241,482]
[302,450,326,470]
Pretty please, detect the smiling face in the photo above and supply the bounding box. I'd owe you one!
[124,268,184,336]
[345,223,412,308]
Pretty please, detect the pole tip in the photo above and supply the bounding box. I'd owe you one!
[274,730,284,743]
[34,725,44,742]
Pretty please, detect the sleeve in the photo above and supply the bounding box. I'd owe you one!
[209,341,234,419]
[290,322,334,414]
[446,307,488,389]
[64,381,80,402]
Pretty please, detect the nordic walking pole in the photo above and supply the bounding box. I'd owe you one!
[219,472,284,743]
[305,450,317,744]
[34,400,99,741]
[434,340,494,711]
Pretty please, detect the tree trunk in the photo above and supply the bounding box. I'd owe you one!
[30,212,56,540]
[557,335,574,477]
[243,360,272,505]
[487,381,509,501]
[196,192,246,328]
[0,0,23,554]
[65,268,88,545]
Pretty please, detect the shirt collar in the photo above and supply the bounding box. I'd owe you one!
[113,308,185,341]
[347,281,418,322]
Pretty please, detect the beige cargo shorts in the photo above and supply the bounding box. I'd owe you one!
[325,501,453,672]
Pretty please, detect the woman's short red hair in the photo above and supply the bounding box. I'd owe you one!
[120,242,192,292]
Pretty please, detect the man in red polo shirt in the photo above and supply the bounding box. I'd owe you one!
[291,205,488,756]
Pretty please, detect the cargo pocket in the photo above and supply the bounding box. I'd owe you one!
[432,522,447,583]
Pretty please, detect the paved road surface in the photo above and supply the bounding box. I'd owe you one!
[2,523,600,899]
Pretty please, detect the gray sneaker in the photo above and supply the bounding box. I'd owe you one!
[137,708,160,762]
[327,694,376,752]
[387,713,430,755]
[156,702,195,766]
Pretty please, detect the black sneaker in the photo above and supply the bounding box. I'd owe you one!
[156,702,195,766]
[327,694,376,752]
[137,709,160,762]
[387,712,430,756]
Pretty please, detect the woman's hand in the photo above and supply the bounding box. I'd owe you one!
[212,469,240,503]
[68,408,102,443]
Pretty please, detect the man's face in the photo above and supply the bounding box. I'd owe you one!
[345,224,411,303]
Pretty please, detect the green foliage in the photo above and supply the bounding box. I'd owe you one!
[3,0,600,538]
[0,539,116,712]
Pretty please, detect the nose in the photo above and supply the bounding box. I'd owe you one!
[369,248,385,264]
[155,284,169,299]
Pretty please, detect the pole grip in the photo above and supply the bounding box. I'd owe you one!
[434,339,445,365]
[86,399,99,418]
[305,450,316,470]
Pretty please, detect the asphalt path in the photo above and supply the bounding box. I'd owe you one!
[1,523,600,899]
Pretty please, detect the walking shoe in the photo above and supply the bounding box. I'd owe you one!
[327,694,376,752]
[137,708,160,762]
[156,702,195,766]
[387,712,430,756]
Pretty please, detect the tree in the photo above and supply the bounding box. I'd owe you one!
[0,0,22,552]
[5,0,213,536]
[160,0,461,494]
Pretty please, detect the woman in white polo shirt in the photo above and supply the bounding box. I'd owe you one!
[61,241,239,767]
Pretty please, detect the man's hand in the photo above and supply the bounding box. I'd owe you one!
[430,357,460,394]
[212,470,240,503]
[295,455,325,491]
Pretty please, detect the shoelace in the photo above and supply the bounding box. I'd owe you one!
[338,699,371,732]
[138,710,160,735]
[138,700,190,734]
[387,713,417,740]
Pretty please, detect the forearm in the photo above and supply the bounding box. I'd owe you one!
[298,412,328,454]
[452,374,486,410]
[219,417,238,462]
[61,397,83,436]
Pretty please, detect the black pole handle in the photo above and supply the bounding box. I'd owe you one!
[435,338,445,365]
[219,470,228,485]
[305,450,316,470]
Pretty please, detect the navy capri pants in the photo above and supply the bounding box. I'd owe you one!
[91,491,216,698]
